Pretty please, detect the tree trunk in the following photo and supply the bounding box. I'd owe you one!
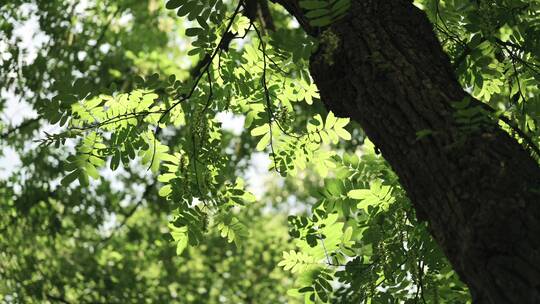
[277,0,540,302]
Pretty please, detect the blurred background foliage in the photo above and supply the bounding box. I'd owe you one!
[1,0,540,303]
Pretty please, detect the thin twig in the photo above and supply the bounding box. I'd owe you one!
[147,0,245,171]
[1,117,39,139]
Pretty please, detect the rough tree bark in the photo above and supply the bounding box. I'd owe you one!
[274,0,540,302]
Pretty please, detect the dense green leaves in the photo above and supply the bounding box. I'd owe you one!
[275,143,470,303]
[3,0,540,303]
[299,0,351,27]
[417,0,540,160]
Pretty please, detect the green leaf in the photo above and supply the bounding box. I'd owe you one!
[347,189,370,200]
[333,117,349,129]
[251,124,270,136]
[165,0,182,9]
[85,162,100,180]
[159,185,172,197]
[325,111,337,129]
[61,170,79,187]
[306,9,329,20]
[185,27,204,37]
[78,170,89,187]
[342,226,352,243]
[335,127,351,140]
[300,0,328,9]
[256,132,271,151]
[310,17,333,27]
[110,150,120,170]
[169,224,189,255]
[176,2,193,17]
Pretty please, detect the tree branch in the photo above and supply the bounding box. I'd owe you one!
[1,117,40,140]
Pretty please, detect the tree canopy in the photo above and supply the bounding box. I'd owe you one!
[1,0,540,303]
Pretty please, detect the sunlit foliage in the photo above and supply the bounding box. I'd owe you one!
[2,0,540,303]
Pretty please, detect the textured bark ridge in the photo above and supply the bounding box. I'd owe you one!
[288,0,540,302]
